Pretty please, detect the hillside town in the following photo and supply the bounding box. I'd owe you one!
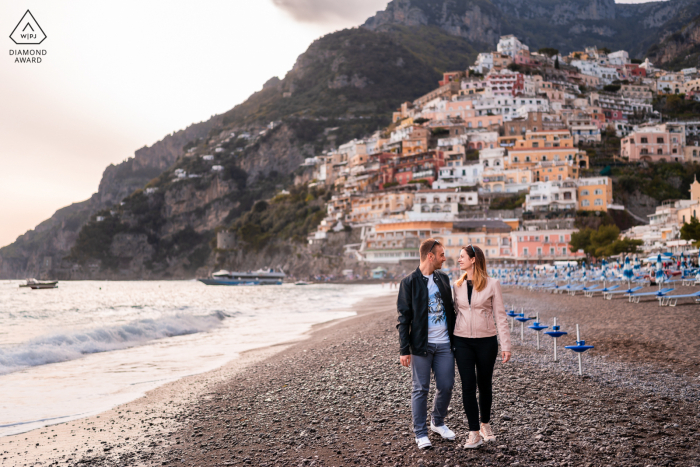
[293,35,700,268]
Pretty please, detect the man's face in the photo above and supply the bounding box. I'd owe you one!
[430,245,446,270]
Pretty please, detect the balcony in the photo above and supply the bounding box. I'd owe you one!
[412,169,434,179]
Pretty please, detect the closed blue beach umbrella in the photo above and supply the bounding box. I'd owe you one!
[655,253,665,289]
[623,256,634,287]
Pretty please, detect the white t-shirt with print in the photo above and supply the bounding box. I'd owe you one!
[424,274,450,344]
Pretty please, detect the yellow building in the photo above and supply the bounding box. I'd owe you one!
[364,221,452,264]
[533,162,579,182]
[347,191,415,223]
[576,176,613,211]
[481,167,533,192]
[506,130,589,171]
[676,176,700,224]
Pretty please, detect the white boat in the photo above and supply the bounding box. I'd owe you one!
[19,278,58,290]
[198,268,285,286]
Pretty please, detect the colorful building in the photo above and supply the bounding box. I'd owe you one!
[576,176,613,212]
[620,124,686,162]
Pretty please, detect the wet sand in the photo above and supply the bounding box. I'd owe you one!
[5,288,700,466]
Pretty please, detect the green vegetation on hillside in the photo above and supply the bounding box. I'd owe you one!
[230,185,330,251]
[489,193,525,210]
[653,95,700,121]
[612,163,700,203]
[569,224,643,259]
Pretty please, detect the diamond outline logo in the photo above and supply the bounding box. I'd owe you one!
[10,10,46,45]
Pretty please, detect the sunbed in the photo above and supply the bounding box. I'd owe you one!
[627,287,675,304]
[659,290,700,306]
[602,286,643,300]
[584,284,619,298]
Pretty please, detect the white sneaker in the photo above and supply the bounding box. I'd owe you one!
[480,422,496,442]
[430,422,456,440]
[415,436,432,449]
[463,431,483,449]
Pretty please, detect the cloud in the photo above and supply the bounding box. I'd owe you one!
[271,0,389,26]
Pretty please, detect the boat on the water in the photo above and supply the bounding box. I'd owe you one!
[19,278,58,290]
[198,268,285,286]
[294,281,311,286]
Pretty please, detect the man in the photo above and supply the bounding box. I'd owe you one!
[397,238,456,449]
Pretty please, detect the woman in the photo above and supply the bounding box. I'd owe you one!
[452,245,511,449]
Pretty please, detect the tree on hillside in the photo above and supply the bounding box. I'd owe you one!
[569,224,642,258]
[538,47,559,57]
[680,217,700,242]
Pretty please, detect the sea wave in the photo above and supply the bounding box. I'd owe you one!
[0,311,228,375]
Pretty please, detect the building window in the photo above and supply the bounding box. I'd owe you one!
[594,189,603,195]
[537,247,542,255]
[641,137,648,143]
[594,199,603,206]
[582,199,590,207]
[657,137,664,143]
[657,148,663,155]
[523,247,529,256]
[582,189,589,196]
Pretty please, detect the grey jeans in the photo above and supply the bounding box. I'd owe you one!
[410,342,455,438]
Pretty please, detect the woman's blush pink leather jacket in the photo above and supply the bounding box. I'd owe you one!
[453,277,511,352]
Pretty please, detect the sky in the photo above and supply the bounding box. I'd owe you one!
[0,0,660,248]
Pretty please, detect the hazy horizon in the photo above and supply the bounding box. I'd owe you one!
[0,0,664,248]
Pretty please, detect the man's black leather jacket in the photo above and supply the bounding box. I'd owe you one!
[397,267,455,356]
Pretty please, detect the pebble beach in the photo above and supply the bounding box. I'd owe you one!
[4,286,700,467]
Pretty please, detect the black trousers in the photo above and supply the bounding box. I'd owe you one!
[453,335,499,431]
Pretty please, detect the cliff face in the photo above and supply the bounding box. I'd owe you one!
[364,0,700,57]
[0,119,219,279]
[647,14,700,70]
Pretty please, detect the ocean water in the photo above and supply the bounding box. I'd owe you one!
[0,280,390,437]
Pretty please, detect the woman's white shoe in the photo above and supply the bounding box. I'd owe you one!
[463,431,483,449]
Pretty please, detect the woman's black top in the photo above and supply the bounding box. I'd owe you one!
[467,280,473,305]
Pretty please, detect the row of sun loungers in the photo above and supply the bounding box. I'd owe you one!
[511,280,700,307]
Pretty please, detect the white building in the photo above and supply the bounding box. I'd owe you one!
[479,148,507,170]
[471,53,494,74]
[607,50,630,66]
[525,180,578,212]
[497,35,529,58]
[408,189,478,221]
[570,60,620,85]
[433,161,483,189]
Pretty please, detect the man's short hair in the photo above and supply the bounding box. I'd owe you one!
[419,238,440,261]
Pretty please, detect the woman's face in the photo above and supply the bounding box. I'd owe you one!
[458,248,476,271]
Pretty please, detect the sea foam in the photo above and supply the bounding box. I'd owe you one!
[0,311,228,375]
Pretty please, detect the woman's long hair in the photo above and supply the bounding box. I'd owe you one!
[455,245,489,292]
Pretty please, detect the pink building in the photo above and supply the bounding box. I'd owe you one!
[510,229,585,261]
[620,124,686,162]
[485,70,524,97]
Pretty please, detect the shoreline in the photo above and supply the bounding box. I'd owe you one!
[0,292,389,466]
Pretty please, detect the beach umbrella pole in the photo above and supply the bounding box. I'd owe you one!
[553,321,558,362]
[536,312,540,350]
[576,324,582,376]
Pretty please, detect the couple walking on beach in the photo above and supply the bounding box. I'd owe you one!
[397,238,511,450]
